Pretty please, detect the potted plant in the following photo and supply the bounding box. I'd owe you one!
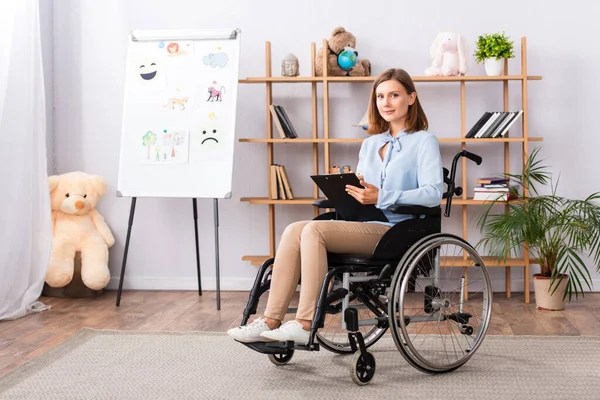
[476,147,600,310]
[473,31,515,76]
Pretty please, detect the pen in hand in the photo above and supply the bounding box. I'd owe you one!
[345,174,378,205]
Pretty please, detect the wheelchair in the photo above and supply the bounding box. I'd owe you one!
[236,150,493,385]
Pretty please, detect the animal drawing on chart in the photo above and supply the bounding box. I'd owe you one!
[207,85,224,102]
[163,96,189,111]
[202,52,229,68]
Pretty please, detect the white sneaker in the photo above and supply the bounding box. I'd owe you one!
[260,320,310,343]
[227,318,272,343]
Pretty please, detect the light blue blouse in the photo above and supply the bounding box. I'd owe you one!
[355,130,444,226]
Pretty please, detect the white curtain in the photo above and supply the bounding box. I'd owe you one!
[0,0,52,320]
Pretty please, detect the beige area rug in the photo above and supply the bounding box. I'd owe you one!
[1,329,599,400]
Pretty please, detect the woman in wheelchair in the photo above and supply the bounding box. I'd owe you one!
[228,68,493,385]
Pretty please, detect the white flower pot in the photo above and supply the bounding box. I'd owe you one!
[483,58,504,76]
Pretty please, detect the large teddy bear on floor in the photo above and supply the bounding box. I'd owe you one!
[46,172,115,291]
[315,27,371,77]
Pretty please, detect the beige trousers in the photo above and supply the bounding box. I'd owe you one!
[263,220,390,321]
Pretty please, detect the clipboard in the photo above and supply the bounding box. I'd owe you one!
[310,173,389,223]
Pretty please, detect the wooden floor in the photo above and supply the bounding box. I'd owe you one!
[1,290,600,377]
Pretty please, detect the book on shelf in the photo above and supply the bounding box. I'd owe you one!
[269,164,294,200]
[269,104,298,139]
[476,177,510,185]
[466,110,523,139]
[473,177,519,201]
[473,191,518,201]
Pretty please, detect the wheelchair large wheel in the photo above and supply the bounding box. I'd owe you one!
[389,233,492,374]
[316,274,388,354]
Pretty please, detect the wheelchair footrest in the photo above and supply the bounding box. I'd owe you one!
[447,312,472,325]
[325,288,349,313]
[240,340,319,354]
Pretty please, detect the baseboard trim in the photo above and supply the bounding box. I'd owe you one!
[107,277,256,291]
[107,277,600,292]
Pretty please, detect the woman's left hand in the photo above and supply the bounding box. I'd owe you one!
[346,178,379,205]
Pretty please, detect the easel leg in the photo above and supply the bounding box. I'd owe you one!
[116,197,136,307]
[214,198,221,310]
[193,198,202,296]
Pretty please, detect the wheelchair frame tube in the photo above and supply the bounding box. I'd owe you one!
[342,273,350,330]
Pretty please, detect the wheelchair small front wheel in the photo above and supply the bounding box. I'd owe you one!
[268,351,294,366]
[350,350,376,385]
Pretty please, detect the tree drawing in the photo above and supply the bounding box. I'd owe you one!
[142,130,157,159]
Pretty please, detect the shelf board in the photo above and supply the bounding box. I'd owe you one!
[240,197,319,205]
[242,255,535,267]
[239,75,543,84]
[239,137,543,144]
[240,197,519,206]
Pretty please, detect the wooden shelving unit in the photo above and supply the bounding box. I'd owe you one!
[238,37,542,303]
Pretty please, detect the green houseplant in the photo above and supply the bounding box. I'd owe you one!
[473,31,515,76]
[476,147,600,308]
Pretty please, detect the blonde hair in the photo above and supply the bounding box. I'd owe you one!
[367,68,428,135]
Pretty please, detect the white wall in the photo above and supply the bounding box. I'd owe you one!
[51,0,600,293]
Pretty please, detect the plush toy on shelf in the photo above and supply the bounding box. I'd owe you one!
[315,27,371,77]
[46,171,114,291]
[425,32,468,77]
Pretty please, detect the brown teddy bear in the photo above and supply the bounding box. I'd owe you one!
[315,27,371,77]
[46,171,115,291]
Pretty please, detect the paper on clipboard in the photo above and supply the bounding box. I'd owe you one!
[310,173,388,223]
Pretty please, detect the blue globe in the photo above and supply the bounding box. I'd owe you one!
[337,50,357,71]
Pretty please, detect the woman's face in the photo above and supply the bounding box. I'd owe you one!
[375,79,416,124]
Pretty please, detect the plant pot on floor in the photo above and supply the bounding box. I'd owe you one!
[533,274,569,311]
[484,58,504,76]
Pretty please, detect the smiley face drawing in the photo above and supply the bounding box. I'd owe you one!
[139,62,158,80]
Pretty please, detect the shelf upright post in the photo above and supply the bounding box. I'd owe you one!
[322,39,331,175]
[265,41,276,258]
[460,80,470,300]
[311,42,320,218]
[521,37,531,304]
[503,56,512,298]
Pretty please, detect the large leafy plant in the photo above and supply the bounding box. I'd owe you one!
[476,147,600,301]
[473,31,515,63]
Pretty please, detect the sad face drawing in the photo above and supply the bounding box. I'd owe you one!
[201,128,219,144]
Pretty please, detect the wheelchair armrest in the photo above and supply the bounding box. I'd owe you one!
[387,204,441,217]
[312,199,335,209]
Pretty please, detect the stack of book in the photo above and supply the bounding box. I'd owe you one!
[473,177,519,201]
[270,104,298,139]
[466,110,523,139]
[269,164,294,200]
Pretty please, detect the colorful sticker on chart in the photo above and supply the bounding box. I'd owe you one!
[206,81,225,102]
[159,40,194,57]
[202,51,229,68]
[141,129,190,164]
